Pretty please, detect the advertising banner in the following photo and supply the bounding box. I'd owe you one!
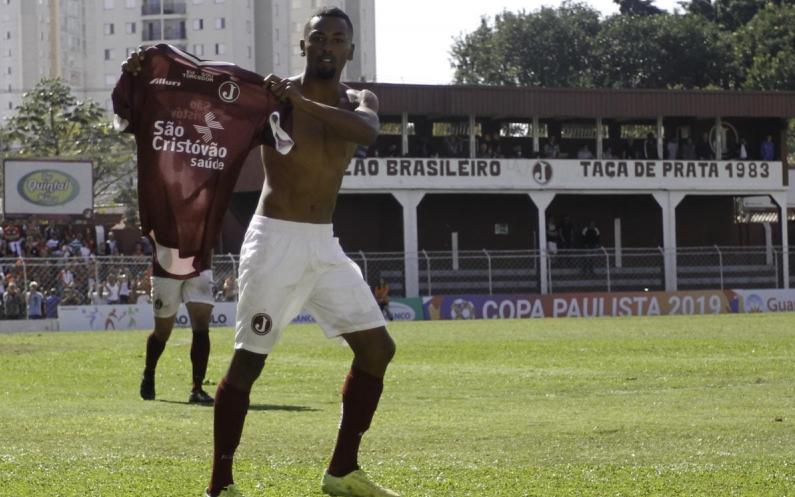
[731,289,795,313]
[2,159,94,216]
[340,158,784,192]
[421,290,741,320]
[58,298,424,331]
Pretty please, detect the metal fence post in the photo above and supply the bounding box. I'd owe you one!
[228,253,237,295]
[601,246,611,292]
[483,248,492,295]
[358,250,368,282]
[20,256,28,290]
[422,249,431,296]
[546,251,553,294]
[774,248,780,289]
[714,244,723,290]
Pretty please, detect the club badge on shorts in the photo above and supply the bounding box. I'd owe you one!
[251,313,272,336]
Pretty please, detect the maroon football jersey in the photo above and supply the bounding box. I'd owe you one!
[112,44,292,278]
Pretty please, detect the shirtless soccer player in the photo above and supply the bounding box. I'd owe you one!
[206,7,399,497]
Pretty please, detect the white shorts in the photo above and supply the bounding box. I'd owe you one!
[235,216,386,354]
[151,269,214,318]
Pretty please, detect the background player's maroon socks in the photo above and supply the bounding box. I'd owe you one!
[327,367,384,477]
[143,332,166,378]
[190,330,210,390]
[208,377,250,495]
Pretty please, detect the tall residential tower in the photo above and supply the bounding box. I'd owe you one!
[0,0,376,121]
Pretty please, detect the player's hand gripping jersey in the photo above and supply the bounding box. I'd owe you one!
[112,44,293,279]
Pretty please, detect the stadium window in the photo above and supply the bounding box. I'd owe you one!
[6,66,11,74]
[193,18,203,30]
[104,48,114,61]
[620,124,656,140]
[126,22,136,34]
[104,0,114,8]
[103,23,115,35]
[193,43,204,56]
[215,17,225,29]
[215,43,225,55]
[5,32,10,40]
[560,123,605,140]
[8,101,12,110]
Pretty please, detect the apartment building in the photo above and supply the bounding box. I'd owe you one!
[0,0,376,121]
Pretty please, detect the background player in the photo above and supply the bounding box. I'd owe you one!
[206,7,400,497]
[115,45,293,405]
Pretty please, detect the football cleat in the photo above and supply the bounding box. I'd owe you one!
[140,374,155,400]
[204,484,244,497]
[189,388,214,404]
[321,469,400,497]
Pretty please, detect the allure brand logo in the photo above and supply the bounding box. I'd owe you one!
[149,78,181,87]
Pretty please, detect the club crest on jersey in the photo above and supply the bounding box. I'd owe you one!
[154,298,163,310]
[193,112,224,143]
[251,313,272,336]
[218,81,240,103]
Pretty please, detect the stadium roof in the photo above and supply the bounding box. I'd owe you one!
[349,83,795,120]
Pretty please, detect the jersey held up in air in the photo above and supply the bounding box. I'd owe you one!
[112,44,293,278]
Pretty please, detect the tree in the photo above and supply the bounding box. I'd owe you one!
[732,3,795,90]
[450,4,601,87]
[592,13,735,89]
[614,0,664,16]
[679,0,780,31]
[2,78,137,211]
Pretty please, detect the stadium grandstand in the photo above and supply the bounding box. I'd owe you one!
[2,83,795,324]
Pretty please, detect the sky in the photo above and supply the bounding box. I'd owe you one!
[375,0,681,85]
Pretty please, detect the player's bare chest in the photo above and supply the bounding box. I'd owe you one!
[291,110,354,161]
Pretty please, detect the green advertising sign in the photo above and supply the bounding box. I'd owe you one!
[17,169,80,207]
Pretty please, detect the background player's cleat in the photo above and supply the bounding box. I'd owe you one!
[140,375,155,400]
[321,469,400,497]
[189,388,214,404]
[204,484,244,497]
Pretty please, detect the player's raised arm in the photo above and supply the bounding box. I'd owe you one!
[266,76,379,146]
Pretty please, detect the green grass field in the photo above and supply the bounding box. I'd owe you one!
[1,314,794,497]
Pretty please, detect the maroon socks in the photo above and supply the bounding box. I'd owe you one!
[327,367,384,477]
[208,378,251,495]
[190,331,210,390]
[143,333,166,379]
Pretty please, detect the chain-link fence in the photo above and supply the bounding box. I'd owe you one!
[0,246,789,318]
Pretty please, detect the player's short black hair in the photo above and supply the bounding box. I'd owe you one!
[307,6,354,35]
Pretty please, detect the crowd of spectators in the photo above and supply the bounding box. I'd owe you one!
[363,132,778,162]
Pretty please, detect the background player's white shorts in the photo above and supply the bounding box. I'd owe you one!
[235,216,386,354]
[151,269,214,318]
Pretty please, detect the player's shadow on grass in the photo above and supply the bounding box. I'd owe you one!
[156,399,318,412]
